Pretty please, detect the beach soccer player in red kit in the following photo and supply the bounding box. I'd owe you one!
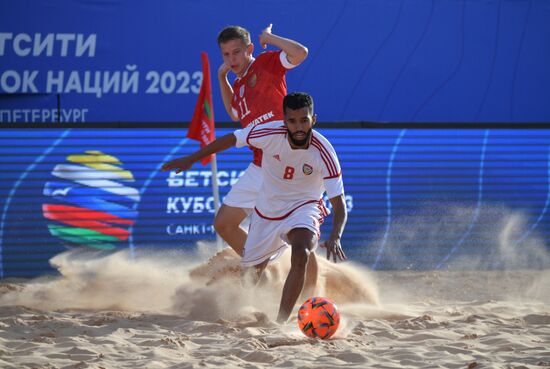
[214,24,308,257]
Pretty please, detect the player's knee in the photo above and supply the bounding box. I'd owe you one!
[213,214,232,235]
[288,229,316,249]
[214,209,243,234]
[213,216,225,234]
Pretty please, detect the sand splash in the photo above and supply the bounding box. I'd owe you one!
[0,244,380,324]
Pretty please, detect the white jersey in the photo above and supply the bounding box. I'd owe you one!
[233,120,344,219]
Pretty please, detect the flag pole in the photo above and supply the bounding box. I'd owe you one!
[210,154,223,251]
[188,51,224,251]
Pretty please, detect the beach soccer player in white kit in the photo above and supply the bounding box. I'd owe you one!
[162,92,347,323]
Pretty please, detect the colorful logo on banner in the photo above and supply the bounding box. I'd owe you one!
[42,151,140,250]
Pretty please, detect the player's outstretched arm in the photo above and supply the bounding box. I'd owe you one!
[161,133,237,173]
[320,194,348,262]
[218,63,239,122]
[259,24,308,66]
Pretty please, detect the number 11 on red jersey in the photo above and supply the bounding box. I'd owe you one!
[238,97,251,119]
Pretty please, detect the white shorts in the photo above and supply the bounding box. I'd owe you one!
[241,200,329,267]
[223,163,262,210]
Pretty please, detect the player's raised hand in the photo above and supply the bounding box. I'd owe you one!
[161,156,194,174]
[259,23,273,49]
[218,62,231,77]
[320,237,347,263]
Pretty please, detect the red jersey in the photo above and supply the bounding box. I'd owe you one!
[231,50,295,166]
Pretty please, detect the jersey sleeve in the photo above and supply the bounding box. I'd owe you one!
[233,124,255,148]
[234,121,286,149]
[312,134,344,198]
[279,51,298,69]
[324,176,344,199]
[256,50,287,76]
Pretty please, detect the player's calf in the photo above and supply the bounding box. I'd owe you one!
[213,204,248,255]
[277,230,317,323]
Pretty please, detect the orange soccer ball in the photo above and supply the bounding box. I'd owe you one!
[297,297,340,339]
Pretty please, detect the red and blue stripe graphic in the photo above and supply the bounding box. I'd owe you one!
[42,151,140,250]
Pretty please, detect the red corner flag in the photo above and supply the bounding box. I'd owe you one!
[187,52,215,165]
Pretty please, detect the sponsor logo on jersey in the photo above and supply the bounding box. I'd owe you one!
[303,163,313,175]
[273,154,281,161]
[249,111,275,126]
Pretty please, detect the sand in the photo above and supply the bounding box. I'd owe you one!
[0,246,549,369]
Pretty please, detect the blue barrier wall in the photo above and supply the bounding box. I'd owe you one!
[1,1,549,276]
[1,0,549,123]
[1,128,550,277]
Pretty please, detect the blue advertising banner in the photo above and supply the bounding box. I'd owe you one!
[1,128,550,277]
[1,0,549,123]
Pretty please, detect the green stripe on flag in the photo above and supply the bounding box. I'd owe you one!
[204,100,212,120]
